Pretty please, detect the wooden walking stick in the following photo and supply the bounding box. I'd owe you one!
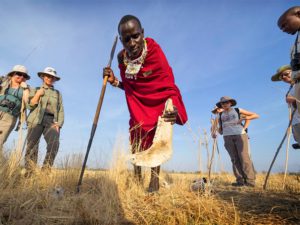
[16,98,27,158]
[210,113,226,176]
[264,85,295,190]
[283,106,292,189]
[208,117,218,181]
[76,36,118,193]
[204,129,210,174]
[263,108,296,190]
[208,138,216,181]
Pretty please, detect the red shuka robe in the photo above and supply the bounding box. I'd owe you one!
[119,37,188,149]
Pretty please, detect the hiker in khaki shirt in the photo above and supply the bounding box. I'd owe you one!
[25,67,64,174]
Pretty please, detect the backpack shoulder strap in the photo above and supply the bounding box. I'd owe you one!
[294,31,299,54]
[235,107,248,133]
[234,108,240,119]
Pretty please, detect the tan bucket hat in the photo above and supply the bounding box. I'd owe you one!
[38,67,60,81]
[271,65,291,82]
[7,65,30,80]
[216,96,237,108]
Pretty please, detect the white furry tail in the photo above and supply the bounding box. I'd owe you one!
[129,98,174,167]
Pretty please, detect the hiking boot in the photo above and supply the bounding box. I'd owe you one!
[231,182,244,187]
[292,143,300,149]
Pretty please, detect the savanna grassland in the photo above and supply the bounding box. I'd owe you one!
[0,151,299,225]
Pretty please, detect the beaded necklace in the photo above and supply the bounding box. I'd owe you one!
[123,39,148,80]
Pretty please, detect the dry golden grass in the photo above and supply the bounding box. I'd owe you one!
[0,150,299,225]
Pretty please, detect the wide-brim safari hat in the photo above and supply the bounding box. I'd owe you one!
[271,65,292,82]
[7,65,30,80]
[216,96,237,108]
[38,67,60,81]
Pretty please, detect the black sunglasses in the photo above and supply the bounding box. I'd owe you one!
[221,101,230,104]
[14,72,27,77]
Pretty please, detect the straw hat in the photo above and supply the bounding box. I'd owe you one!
[216,96,237,108]
[7,65,30,80]
[38,67,60,81]
[271,65,291,82]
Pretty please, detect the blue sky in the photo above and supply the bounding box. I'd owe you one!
[1,0,300,173]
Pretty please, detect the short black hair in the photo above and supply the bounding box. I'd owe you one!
[284,6,300,15]
[278,6,300,25]
[118,15,142,34]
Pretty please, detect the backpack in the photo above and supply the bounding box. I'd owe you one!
[0,87,23,117]
[0,76,9,93]
[219,108,248,134]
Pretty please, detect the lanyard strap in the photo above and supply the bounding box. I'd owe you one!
[286,84,294,97]
[294,31,299,55]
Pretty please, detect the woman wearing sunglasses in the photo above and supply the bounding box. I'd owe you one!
[0,65,30,157]
[214,96,259,187]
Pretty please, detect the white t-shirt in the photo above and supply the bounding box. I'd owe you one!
[289,86,300,126]
[220,108,246,136]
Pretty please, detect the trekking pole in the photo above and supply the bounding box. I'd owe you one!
[208,138,216,181]
[263,108,296,190]
[16,99,27,159]
[76,36,118,193]
[208,117,218,181]
[203,129,210,175]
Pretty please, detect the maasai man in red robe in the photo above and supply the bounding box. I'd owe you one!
[103,15,188,192]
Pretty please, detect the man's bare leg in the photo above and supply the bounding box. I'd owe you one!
[149,166,160,192]
[134,165,142,183]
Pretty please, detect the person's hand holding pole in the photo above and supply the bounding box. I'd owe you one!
[103,67,115,85]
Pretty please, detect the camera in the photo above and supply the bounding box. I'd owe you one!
[0,99,16,110]
[291,53,300,71]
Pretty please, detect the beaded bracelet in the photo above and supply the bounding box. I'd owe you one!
[112,77,120,87]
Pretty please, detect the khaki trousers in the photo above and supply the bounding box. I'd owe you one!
[223,134,256,185]
[0,111,17,155]
[25,114,60,170]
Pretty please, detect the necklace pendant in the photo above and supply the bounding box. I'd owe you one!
[125,62,142,79]
[124,39,148,80]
